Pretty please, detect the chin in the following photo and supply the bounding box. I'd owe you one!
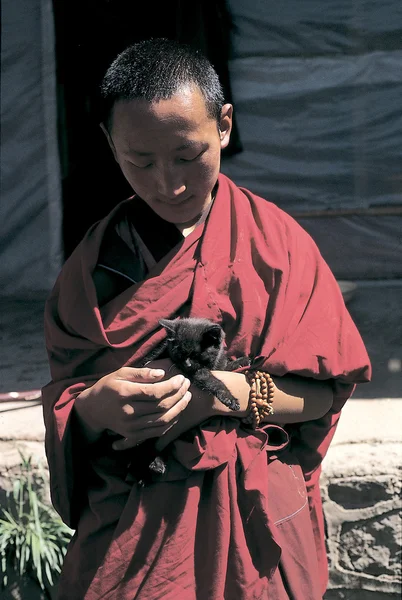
[159,205,205,225]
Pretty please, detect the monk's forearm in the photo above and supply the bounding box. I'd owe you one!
[211,371,334,424]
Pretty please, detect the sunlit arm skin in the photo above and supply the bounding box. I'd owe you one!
[211,371,334,423]
[153,368,334,451]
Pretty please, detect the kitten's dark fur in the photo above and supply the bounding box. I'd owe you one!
[131,318,249,485]
[159,317,249,411]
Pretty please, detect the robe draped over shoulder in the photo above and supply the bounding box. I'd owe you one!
[42,174,371,599]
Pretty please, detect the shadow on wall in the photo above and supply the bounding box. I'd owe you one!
[345,282,402,399]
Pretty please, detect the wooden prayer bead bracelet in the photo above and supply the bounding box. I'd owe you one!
[242,370,275,429]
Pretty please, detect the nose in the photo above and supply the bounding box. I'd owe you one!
[154,165,186,199]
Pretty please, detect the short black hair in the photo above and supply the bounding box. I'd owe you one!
[100,38,225,130]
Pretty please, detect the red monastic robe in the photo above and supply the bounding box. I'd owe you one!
[42,174,371,599]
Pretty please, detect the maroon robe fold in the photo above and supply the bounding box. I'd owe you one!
[42,174,370,599]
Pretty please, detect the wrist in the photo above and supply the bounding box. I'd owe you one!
[209,371,250,418]
[74,389,103,443]
[242,370,275,428]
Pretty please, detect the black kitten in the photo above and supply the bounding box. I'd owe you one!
[130,318,249,485]
[159,317,248,411]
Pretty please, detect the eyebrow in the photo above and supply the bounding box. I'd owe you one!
[124,141,204,157]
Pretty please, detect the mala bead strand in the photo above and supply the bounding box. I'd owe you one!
[242,370,275,429]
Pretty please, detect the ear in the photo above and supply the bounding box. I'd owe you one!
[100,122,118,162]
[202,324,224,346]
[218,104,233,151]
[159,319,178,337]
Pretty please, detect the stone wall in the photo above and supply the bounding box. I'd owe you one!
[322,442,401,599]
[1,400,401,599]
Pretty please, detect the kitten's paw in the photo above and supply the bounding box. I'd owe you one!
[149,456,167,475]
[226,357,251,371]
[218,396,240,411]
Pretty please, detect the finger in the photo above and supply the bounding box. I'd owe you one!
[116,366,166,382]
[118,378,189,417]
[155,380,192,411]
[112,420,179,451]
[124,391,192,433]
[141,377,191,411]
[159,390,192,424]
[155,433,174,452]
[152,375,191,400]
[112,437,139,451]
[121,375,190,403]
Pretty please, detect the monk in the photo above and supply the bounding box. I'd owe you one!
[42,38,371,599]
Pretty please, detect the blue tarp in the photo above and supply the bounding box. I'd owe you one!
[222,0,402,277]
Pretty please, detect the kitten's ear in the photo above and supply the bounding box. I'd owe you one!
[159,319,178,337]
[203,324,224,346]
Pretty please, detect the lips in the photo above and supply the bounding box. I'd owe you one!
[158,194,192,206]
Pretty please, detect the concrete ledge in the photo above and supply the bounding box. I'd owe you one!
[0,401,44,442]
[1,399,401,599]
[322,400,402,599]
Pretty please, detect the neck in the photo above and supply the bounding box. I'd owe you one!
[178,223,198,238]
[176,186,217,237]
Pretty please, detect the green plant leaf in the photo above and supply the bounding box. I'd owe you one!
[45,560,54,587]
[0,454,73,592]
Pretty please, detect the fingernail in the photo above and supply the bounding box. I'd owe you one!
[175,375,185,385]
[152,369,165,377]
[184,378,191,388]
[183,391,192,402]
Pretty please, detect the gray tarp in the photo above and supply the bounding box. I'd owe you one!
[222,0,402,278]
[0,0,400,292]
[0,0,62,296]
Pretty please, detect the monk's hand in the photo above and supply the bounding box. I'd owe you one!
[154,371,252,451]
[154,383,218,452]
[73,365,192,448]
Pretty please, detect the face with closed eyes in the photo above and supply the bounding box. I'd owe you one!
[102,86,233,228]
